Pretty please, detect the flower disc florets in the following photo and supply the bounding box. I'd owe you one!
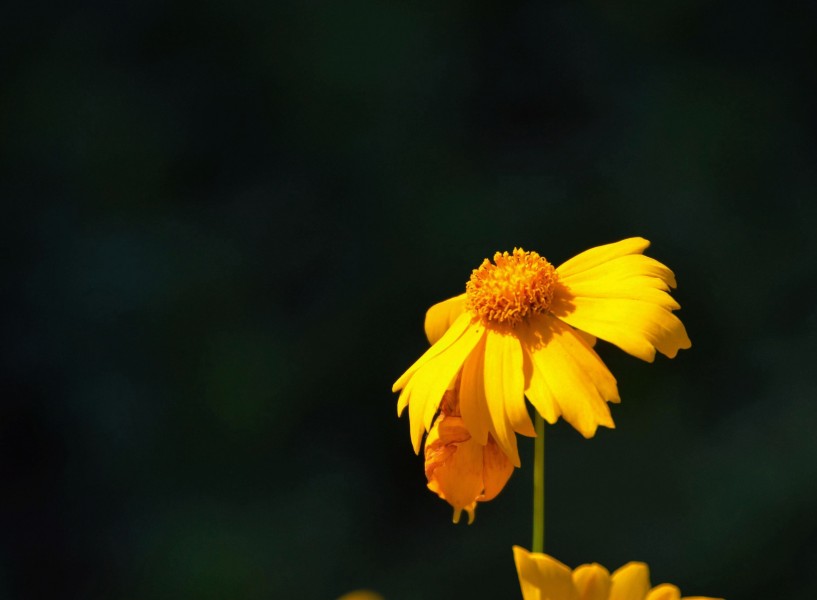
[466,248,558,326]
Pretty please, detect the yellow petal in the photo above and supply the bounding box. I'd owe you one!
[521,315,618,438]
[425,294,467,345]
[573,328,597,347]
[460,335,491,445]
[513,546,579,600]
[645,584,681,600]
[425,414,482,524]
[404,320,485,453]
[393,312,472,395]
[573,563,611,600]
[337,592,384,600]
[484,329,526,465]
[559,254,678,294]
[553,243,690,362]
[556,237,651,279]
[522,348,561,425]
[610,562,651,600]
[553,295,691,362]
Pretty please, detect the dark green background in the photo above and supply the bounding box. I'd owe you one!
[2,1,816,599]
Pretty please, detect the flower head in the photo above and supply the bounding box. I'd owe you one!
[424,386,513,524]
[513,547,721,600]
[394,238,690,465]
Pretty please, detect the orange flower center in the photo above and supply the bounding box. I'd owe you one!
[466,248,557,326]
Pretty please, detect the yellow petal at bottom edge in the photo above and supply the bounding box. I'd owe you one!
[336,591,384,600]
[573,563,612,600]
[609,562,650,600]
[513,547,579,600]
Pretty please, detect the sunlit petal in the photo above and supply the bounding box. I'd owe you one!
[610,562,651,600]
[403,320,485,453]
[573,563,612,600]
[425,294,467,345]
[513,546,579,600]
[460,335,491,445]
[521,314,618,438]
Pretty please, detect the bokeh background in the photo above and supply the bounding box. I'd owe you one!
[2,1,816,598]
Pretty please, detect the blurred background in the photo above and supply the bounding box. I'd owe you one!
[2,1,816,598]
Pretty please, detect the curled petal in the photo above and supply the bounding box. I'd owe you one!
[424,413,513,524]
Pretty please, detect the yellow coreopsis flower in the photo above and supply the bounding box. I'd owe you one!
[393,238,690,465]
[513,547,721,600]
[424,385,514,524]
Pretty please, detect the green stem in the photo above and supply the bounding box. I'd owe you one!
[532,412,545,553]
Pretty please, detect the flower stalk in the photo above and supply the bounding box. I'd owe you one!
[532,412,545,553]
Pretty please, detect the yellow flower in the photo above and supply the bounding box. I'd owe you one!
[424,385,514,524]
[393,238,690,465]
[513,546,722,600]
[336,592,384,600]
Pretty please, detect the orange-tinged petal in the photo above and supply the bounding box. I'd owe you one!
[403,320,485,453]
[573,328,597,347]
[521,314,618,438]
[484,328,526,465]
[480,435,514,501]
[459,334,491,445]
[556,237,651,279]
[513,547,579,600]
[573,563,612,600]
[424,414,482,524]
[610,562,651,600]
[425,294,467,345]
[645,583,681,600]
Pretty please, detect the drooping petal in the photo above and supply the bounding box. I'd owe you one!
[484,328,526,465]
[553,240,691,362]
[553,294,690,362]
[573,563,612,600]
[610,562,651,600]
[403,320,486,453]
[425,294,467,344]
[645,584,682,600]
[556,237,651,279]
[460,335,491,445]
[393,312,473,396]
[521,314,619,438]
[522,347,561,425]
[424,414,483,524]
[513,547,580,600]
